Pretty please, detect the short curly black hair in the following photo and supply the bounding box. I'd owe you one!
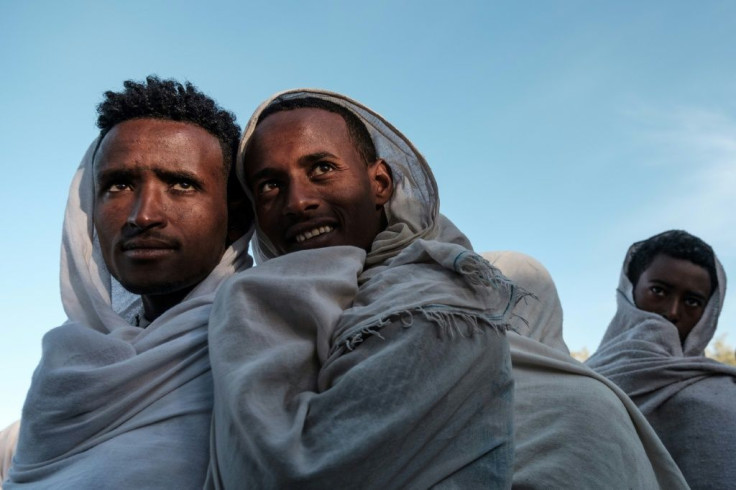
[257,96,377,165]
[627,230,718,295]
[96,75,241,175]
[96,76,251,241]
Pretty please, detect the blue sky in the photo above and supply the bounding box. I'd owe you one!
[1,0,735,427]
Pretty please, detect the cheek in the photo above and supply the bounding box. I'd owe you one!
[253,202,279,231]
[338,182,378,215]
[93,203,123,245]
[687,307,705,322]
[633,288,656,311]
[188,200,228,238]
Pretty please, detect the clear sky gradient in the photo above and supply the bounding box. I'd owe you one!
[2,0,735,427]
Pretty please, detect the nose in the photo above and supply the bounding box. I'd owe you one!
[661,298,681,325]
[283,179,319,216]
[126,185,166,230]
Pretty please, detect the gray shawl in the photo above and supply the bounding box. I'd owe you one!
[484,251,688,489]
[5,141,252,489]
[586,243,736,489]
[207,90,524,489]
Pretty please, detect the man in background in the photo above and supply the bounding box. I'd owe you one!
[587,230,736,489]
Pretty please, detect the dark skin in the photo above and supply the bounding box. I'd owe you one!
[244,108,393,254]
[633,253,713,343]
[93,118,229,321]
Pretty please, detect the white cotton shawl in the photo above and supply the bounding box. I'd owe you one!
[5,140,252,489]
[207,90,524,489]
[482,251,689,489]
[586,243,736,489]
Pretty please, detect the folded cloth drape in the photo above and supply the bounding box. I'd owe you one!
[484,251,688,489]
[586,241,736,489]
[5,141,252,489]
[206,89,522,489]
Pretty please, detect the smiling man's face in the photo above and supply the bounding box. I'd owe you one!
[93,118,228,308]
[244,108,392,255]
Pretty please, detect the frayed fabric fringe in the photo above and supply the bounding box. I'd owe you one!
[454,251,535,307]
[342,306,511,352]
[454,251,514,291]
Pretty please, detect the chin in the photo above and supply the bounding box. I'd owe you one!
[117,277,197,296]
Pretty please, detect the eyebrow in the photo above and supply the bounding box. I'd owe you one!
[300,151,337,164]
[95,167,205,187]
[95,167,136,185]
[650,279,709,301]
[153,168,205,186]
[686,291,709,302]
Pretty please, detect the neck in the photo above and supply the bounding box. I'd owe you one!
[141,286,196,322]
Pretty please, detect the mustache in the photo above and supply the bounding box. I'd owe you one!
[120,232,180,251]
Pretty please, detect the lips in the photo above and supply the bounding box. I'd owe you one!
[120,237,178,259]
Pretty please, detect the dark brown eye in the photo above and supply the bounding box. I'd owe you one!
[311,162,335,176]
[172,181,195,191]
[108,183,131,193]
[258,181,280,195]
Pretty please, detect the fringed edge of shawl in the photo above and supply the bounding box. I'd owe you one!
[340,305,513,352]
[453,251,536,329]
[332,251,533,355]
[454,251,514,291]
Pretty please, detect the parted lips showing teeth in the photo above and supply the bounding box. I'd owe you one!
[295,225,334,243]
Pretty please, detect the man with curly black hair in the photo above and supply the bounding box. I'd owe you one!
[626,230,717,343]
[4,77,252,489]
[587,230,736,489]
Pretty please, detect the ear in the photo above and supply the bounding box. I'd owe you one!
[369,159,393,208]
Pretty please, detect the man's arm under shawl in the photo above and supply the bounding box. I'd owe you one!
[206,246,513,489]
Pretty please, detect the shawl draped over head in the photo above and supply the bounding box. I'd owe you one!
[207,89,525,489]
[586,240,736,489]
[483,251,688,489]
[5,140,252,489]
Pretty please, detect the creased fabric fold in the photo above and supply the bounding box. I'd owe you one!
[483,251,688,489]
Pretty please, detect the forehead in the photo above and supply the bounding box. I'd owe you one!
[246,109,356,164]
[644,254,712,294]
[95,118,224,175]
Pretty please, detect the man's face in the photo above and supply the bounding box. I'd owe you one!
[633,253,713,342]
[93,118,228,298]
[244,108,392,255]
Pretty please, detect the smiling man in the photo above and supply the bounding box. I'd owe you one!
[5,77,252,489]
[244,102,391,254]
[206,91,522,489]
[587,230,736,489]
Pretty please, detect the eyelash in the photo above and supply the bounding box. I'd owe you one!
[311,161,336,176]
[170,180,199,192]
[103,181,131,193]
